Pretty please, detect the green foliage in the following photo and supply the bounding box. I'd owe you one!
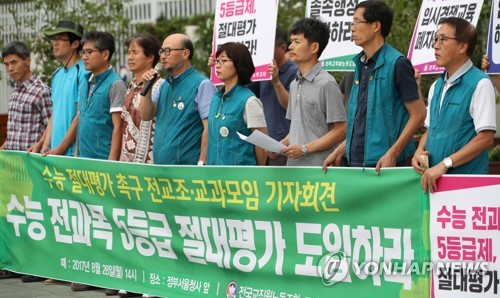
[277,0,306,31]
[5,0,131,84]
[134,0,307,77]
[489,145,500,161]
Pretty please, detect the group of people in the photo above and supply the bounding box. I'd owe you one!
[0,0,499,295]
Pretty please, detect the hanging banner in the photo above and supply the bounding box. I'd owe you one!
[306,0,366,71]
[430,175,500,297]
[408,0,484,75]
[210,0,279,85]
[486,0,500,74]
[0,151,429,297]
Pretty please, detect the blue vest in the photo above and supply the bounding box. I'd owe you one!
[207,85,256,165]
[154,67,206,165]
[78,68,121,159]
[426,67,490,174]
[346,43,414,165]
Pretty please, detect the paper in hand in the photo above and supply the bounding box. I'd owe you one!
[237,131,286,153]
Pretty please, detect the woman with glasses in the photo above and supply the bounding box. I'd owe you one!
[119,34,164,164]
[207,42,268,165]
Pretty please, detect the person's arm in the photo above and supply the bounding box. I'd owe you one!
[43,114,79,156]
[322,139,347,173]
[411,129,429,174]
[139,68,160,121]
[108,112,122,160]
[375,58,427,173]
[27,118,49,153]
[196,80,217,164]
[269,59,290,109]
[421,130,494,193]
[376,99,426,172]
[33,85,53,153]
[107,80,127,160]
[199,118,208,164]
[281,122,346,159]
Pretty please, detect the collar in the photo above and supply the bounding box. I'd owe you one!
[359,45,383,64]
[88,65,113,83]
[444,59,473,85]
[220,84,243,100]
[16,75,37,89]
[129,77,144,89]
[167,66,194,83]
[297,62,323,82]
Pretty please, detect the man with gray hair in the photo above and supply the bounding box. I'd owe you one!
[1,41,52,151]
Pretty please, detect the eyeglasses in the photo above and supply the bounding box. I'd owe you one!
[80,49,102,56]
[158,47,185,56]
[50,36,70,42]
[352,19,370,26]
[433,35,459,46]
[215,58,232,66]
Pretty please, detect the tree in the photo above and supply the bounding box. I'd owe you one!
[4,0,131,84]
[136,13,214,76]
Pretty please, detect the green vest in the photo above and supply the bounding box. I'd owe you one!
[207,85,256,165]
[78,68,121,159]
[426,66,490,174]
[346,43,414,165]
[154,67,206,165]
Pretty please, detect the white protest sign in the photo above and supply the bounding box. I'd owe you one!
[211,0,279,84]
[306,0,366,71]
[408,0,484,75]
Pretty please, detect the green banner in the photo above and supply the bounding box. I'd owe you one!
[0,151,430,297]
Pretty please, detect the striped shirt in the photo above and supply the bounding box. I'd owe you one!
[5,75,52,151]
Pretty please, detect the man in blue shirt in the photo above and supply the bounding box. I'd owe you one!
[323,0,426,173]
[28,20,88,156]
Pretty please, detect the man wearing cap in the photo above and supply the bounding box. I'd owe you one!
[28,20,88,156]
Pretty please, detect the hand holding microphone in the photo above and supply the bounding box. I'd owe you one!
[140,64,163,96]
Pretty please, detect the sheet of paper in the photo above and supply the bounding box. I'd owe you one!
[237,131,286,153]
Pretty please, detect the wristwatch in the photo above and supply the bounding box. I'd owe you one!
[301,144,308,156]
[442,157,453,169]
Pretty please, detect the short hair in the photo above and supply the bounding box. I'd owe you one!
[438,17,477,58]
[67,32,83,51]
[216,42,255,85]
[125,34,161,67]
[275,27,288,47]
[289,18,330,57]
[81,31,116,61]
[355,0,394,38]
[2,41,30,60]
[180,37,194,60]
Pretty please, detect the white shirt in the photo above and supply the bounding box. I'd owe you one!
[425,59,496,133]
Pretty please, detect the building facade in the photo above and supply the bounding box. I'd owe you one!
[0,0,216,113]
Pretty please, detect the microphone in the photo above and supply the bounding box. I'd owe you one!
[140,64,163,96]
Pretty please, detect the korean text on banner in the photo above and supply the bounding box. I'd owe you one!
[408,0,484,75]
[0,151,429,297]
